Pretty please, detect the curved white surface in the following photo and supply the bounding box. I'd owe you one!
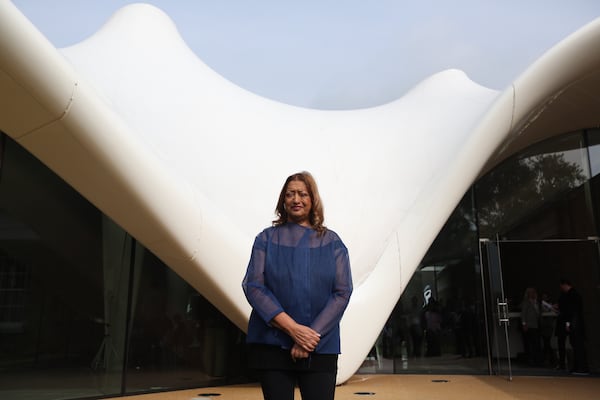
[2,2,600,383]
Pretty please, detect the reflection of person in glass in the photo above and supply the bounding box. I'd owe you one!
[242,171,353,400]
[408,295,424,358]
[520,287,541,366]
[424,298,442,357]
[540,292,557,366]
[556,278,588,374]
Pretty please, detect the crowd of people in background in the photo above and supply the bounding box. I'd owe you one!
[374,293,484,362]
[519,279,589,375]
[370,278,589,376]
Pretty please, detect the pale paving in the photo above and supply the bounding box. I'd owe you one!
[116,374,600,400]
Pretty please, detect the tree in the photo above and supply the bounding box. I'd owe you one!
[476,152,585,238]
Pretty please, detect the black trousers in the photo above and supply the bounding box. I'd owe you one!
[569,332,588,372]
[259,368,337,400]
[557,333,567,368]
[248,344,338,400]
[523,328,541,365]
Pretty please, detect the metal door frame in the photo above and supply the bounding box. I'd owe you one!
[479,237,512,380]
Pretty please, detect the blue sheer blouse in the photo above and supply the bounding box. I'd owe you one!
[242,223,353,354]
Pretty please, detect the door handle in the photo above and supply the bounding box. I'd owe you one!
[497,299,509,325]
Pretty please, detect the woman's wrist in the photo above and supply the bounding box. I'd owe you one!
[271,312,297,336]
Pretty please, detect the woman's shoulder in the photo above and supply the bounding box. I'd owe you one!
[323,226,339,236]
[256,225,276,238]
[322,226,343,239]
[320,227,348,247]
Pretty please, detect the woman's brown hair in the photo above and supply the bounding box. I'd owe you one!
[273,171,326,235]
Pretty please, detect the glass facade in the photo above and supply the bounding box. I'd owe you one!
[361,129,600,377]
[1,125,600,399]
[0,135,248,400]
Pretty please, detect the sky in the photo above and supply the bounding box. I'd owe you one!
[10,0,600,110]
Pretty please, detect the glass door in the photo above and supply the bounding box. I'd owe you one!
[480,237,600,377]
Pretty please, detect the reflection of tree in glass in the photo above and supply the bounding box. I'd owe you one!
[421,191,477,265]
[476,153,585,237]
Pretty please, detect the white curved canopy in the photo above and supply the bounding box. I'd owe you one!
[1,2,600,382]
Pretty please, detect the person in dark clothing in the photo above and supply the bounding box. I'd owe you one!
[556,278,588,374]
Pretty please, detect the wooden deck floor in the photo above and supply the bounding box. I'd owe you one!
[116,373,600,400]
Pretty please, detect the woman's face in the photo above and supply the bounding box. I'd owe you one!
[284,180,312,226]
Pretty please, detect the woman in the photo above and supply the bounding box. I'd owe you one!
[242,171,353,400]
[520,287,541,366]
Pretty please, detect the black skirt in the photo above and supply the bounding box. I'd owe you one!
[247,344,338,373]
